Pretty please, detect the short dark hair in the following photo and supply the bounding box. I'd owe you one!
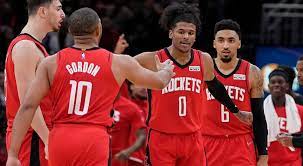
[159,3,201,33]
[269,69,289,82]
[214,19,241,40]
[277,65,295,87]
[68,7,100,36]
[298,56,303,61]
[27,0,53,16]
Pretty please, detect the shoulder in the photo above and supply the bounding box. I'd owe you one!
[249,64,263,84]
[249,63,261,73]
[12,40,41,58]
[134,51,157,60]
[200,51,213,66]
[134,51,158,70]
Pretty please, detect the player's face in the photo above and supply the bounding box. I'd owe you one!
[268,75,288,98]
[296,60,303,85]
[214,30,241,63]
[46,0,65,31]
[170,22,196,53]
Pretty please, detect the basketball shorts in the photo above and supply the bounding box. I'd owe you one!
[202,133,256,166]
[145,130,206,166]
[48,124,110,166]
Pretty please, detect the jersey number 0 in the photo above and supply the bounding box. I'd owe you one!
[68,80,92,115]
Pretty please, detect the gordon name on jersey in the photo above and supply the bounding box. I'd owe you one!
[162,77,202,94]
[65,61,100,76]
[205,85,245,102]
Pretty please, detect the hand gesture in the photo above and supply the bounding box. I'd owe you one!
[154,55,175,77]
[234,111,253,125]
[115,149,131,161]
[114,34,129,54]
[276,133,293,147]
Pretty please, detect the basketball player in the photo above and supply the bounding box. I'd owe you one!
[135,3,252,166]
[201,19,268,165]
[4,0,65,165]
[6,7,174,166]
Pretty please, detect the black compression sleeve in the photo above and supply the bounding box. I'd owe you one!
[292,135,303,148]
[251,98,268,155]
[205,77,239,113]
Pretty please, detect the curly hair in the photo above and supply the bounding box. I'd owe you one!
[159,3,201,33]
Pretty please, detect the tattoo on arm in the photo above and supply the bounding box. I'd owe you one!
[250,65,264,98]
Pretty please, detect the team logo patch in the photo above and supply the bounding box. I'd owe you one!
[189,66,200,71]
[233,74,246,80]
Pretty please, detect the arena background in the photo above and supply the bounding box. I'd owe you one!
[0,0,303,164]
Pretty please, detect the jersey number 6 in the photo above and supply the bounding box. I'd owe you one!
[221,104,230,122]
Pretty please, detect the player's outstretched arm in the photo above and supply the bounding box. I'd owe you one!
[202,52,253,124]
[112,54,175,89]
[249,64,268,165]
[12,41,49,145]
[7,58,51,162]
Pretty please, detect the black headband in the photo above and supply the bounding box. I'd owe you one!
[269,69,289,82]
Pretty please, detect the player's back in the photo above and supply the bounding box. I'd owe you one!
[5,33,51,131]
[148,48,204,134]
[201,59,252,136]
[50,47,120,127]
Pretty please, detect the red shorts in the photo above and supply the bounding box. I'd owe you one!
[48,124,110,166]
[6,130,48,166]
[145,130,206,166]
[202,133,256,166]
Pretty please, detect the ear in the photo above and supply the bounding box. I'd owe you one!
[95,23,102,38]
[37,6,48,19]
[238,40,241,49]
[169,30,173,39]
[213,40,216,49]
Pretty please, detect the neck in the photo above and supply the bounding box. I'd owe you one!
[73,36,98,49]
[21,17,50,42]
[167,45,191,64]
[272,95,286,107]
[215,56,239,71]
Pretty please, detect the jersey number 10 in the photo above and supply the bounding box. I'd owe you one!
[68,80,92,115]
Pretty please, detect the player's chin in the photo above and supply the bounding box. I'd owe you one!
[52,26,60,32]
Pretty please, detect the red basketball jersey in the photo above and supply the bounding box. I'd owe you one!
[5,33,52,130]
[49,47,120,127]
[201,59,252,136]
[147,48,204,134]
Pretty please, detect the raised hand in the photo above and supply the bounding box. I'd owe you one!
[114,34,129,54]
[154,55,175,77]
[234,111,253,125]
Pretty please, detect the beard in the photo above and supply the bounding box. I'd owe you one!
[220,56,232,63]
